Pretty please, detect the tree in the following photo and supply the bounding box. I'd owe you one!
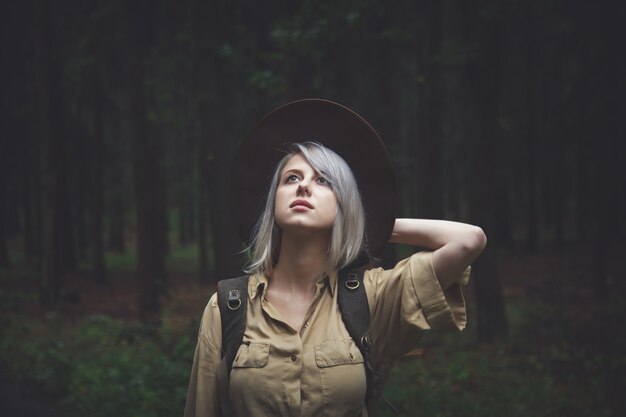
[461,0,508,342]
[415,0,445,220]
[32,0,60,308]
[128,0,167,324]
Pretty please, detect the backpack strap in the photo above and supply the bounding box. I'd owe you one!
[216,275,249,417]
[337,270,370,346]
[216,271,387,415]
[337,270,378,406]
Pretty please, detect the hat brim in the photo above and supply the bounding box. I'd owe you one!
[229,99,396,266]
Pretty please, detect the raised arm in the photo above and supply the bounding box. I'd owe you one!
[389,218,486,290]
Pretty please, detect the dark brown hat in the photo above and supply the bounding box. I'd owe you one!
[229,98,396,264]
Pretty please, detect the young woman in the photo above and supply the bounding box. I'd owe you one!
[184,100,486,417]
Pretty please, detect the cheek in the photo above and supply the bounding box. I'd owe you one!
[274,188,287,208]
[274,195,285,217]
[325,194,339,219]
[273,193,283,220]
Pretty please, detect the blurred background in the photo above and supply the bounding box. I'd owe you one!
[1,0,624,416]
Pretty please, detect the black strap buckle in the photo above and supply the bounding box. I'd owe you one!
[345,272,360,290]
[227,289,242,310]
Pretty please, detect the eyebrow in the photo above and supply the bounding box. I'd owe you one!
[282,168,306,178]
[282,166,327,180]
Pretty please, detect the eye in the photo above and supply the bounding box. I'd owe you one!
[285,174,299,183]
[316,176,331,186]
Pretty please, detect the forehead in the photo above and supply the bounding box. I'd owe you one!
[281,153,316,175]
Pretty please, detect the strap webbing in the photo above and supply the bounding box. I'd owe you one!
[216,275,249,417]
[337,270,377,409]
[337,270,370,346]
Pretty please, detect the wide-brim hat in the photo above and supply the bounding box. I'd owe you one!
[229,98,396,267]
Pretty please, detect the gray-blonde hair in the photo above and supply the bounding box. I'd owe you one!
[244,142,366,275]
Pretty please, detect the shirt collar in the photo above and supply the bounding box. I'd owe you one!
[322,271,337,297]
[248,273,268,300]
[248,271,337,299]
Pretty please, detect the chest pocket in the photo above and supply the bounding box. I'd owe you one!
[315,339,367,415]
[315,339,364,367]
[229,342,272,411]
[232,342,270,368]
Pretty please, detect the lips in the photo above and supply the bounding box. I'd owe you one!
[290,199,313,209]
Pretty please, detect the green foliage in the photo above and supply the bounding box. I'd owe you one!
[378,349,568,417]
[374,296,620,417]
[166,243,201,273]
[248,69,287,96]
[0,315,195,417]
[105,250,137,271]
[0,289,27,312]
[1,293,623,417]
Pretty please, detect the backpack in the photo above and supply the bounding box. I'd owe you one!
[215,270,376,417]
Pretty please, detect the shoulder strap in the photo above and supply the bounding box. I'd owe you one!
[337,270,377,406]
[216,275,249,417]
[338,270,399,416]
[217,275,249,365]
[216,272,385,415]
[337,270,370,348]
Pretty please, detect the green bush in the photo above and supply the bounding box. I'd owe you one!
[1,293,622,417]
[374,296,620,417]
[0,315,195,417]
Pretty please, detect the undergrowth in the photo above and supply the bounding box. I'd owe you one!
[0,313,194,417]
[376,296,624,417]
[1,284,624,417]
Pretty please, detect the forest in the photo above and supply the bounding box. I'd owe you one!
[1,0,624,416]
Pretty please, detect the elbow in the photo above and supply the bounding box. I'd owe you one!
[465,226,487,255]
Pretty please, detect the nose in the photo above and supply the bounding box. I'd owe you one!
[297,179,311,196]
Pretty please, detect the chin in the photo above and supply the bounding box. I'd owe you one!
[280,222,333,234]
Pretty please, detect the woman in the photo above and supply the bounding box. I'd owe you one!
[184,100,486,417]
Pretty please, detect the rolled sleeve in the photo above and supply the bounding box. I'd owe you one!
[407,251,470,331]
[184,294,222,417]
[365,251,470,359]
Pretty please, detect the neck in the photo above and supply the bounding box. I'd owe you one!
[270,229,330,294]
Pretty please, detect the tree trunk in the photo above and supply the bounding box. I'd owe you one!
[463,3,508,342]
[128,0,165,324]
[91,67,106,283]
[525,1,539,252]
[54,120,76,274]
[22,140,37,261]
[206,144,244,280]
[178,175,194,247]
[416,0,444,220]
[587,4,622,299]
[197,149,210,283]
[75,150,87,263]
[32,0,59,308]
[178,198,189,246]
[204,0,246,281]
[108,194,126,253]
[0,62,11,267]
[0,175,9,267]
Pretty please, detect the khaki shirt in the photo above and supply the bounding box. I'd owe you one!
[184,251,470,417]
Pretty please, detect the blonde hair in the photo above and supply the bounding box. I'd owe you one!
[244,142,366,275]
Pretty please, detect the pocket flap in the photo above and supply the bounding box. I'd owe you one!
[315,339,364,368]
[232,342,270,368]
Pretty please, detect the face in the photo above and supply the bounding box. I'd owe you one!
[274,153,338,234]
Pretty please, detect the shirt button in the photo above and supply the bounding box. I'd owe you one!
[291,355,297,362]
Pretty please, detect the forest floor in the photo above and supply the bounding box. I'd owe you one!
[1,242,624,417]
